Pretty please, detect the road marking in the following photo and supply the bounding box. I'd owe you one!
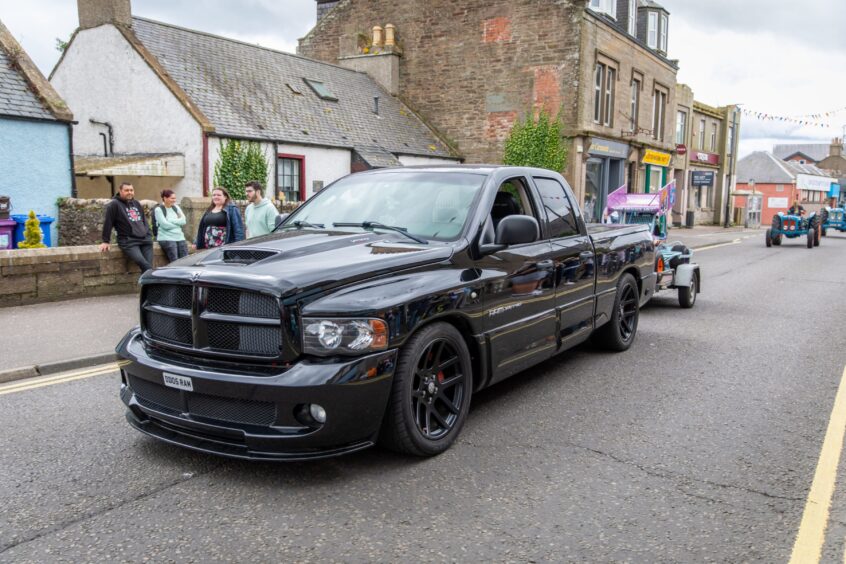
[695,239,742,252]
[790,366,846,564]
[0,361,128,396]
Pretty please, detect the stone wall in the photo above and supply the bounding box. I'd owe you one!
[58,197,302,246]
[0,245,166,307]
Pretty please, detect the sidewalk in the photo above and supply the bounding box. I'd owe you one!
[0,293,138,381]
[666,224,759,250]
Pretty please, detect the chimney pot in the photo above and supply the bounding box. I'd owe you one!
[385,24,396,46]
[77,0,132,29]
[372,26,384,48]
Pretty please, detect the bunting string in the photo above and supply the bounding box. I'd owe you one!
[739,107,846,129]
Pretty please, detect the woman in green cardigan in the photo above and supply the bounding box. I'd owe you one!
[155,189,188,262]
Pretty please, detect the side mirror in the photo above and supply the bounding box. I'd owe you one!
[275,213,289,227]
[495,215,539,246]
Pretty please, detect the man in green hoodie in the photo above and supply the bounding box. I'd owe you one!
[244,181,279,238]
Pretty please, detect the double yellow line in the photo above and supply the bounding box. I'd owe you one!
[0,361,129,396]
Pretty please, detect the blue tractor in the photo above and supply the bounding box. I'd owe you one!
[766,212,819,248]
[821,207,846,236]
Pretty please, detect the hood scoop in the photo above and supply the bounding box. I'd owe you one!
[222,249,278,265]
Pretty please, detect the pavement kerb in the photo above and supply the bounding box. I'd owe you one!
[0,352,119,385]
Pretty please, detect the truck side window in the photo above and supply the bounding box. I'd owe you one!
[534,177,579,238]
[491,177,533,230]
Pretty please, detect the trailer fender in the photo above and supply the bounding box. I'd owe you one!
[674,263,700,291]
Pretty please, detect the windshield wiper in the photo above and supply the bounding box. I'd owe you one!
[276,220,324,231]
[333,221,428,244]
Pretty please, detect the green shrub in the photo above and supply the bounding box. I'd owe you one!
[213,139,269,200]
[503,110,568,173]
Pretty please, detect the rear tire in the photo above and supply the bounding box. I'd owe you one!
[593,273,639,352]
[822,227,828,237]
[774,233,782,246]
[766,229,772,248]
[379,322,472,457]
[814,226,821,246]
[678,272,697,309]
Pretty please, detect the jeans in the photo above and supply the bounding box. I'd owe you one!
[118,239,154,272]
[159,240,189,263]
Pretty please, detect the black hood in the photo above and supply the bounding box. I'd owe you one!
[143,229,455,296]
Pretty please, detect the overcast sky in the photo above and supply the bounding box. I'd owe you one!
[3,0,845,156]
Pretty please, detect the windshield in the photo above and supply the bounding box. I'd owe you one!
[286,171,486,241]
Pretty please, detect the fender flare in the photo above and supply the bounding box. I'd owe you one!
[673,263,700,291]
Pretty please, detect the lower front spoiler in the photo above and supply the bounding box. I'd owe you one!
[125,409,373,461]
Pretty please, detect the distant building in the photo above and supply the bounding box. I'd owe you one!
[0,19,74,245]
[816,138,846,177]
[736,151,836,224]
[50,0,459,201]
[773,143,830,166]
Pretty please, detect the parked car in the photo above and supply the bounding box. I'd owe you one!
[117,166,656,460]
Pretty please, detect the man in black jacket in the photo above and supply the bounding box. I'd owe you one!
[99,183,154,272]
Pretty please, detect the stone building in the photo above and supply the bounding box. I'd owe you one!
[816,138,846,176]
[50,0,459,202]
[299,0,682,222]
[0,18,74,245]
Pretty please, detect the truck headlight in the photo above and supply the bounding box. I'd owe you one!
[303,318,388,355]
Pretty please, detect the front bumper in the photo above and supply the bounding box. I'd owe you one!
[117,328,397,461]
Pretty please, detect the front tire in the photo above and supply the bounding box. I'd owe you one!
[379,322,472,456]
[766,229,772,247]
[807,231,814,248]
[814,226,821,246]
[593,273,640,351]
[679,272,697,309]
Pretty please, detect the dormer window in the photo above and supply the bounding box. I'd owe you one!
[589,0,617,19]
[659,13,668,53]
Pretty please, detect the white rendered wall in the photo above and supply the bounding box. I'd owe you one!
[397,155,461,167]
[275,144,351,200]
[50,25,204,197]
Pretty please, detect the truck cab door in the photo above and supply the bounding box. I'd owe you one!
[532,176,596,349]
[478,176,558,384]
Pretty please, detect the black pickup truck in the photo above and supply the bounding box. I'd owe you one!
[117,166,656,460]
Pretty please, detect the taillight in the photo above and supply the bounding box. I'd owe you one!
[656,257,665,273]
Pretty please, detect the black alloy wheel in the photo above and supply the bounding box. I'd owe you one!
[593,273,640,351]
[380,322,472,456]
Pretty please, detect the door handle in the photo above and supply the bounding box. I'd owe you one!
[579,251,594,260]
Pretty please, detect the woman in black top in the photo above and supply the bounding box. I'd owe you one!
[195,187,245,249]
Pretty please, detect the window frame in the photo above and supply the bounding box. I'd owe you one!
[590,0,617,19]
[277,154,306,202]
[593,63,603,124]
[659,14,668,52]
[603,67,615,127]
[698,118,706,150]
[710,122,718,152]
[628,0,637,35]
[652,88,666,141]
[647,12,658,49]
[676,109,687,145]
[630,78,641,132]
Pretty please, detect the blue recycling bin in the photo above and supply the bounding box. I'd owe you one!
[11,214,54,248]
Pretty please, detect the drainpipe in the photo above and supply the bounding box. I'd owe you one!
[202,133,209,197]
[724,107,739,228]
[89,119,114,156]
[67,122,78,198]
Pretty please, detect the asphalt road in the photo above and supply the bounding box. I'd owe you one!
[2,232,846,562]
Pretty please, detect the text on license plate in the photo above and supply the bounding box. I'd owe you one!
[163,372,193,392]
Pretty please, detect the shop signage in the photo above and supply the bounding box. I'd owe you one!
[589,138,629,159]
[796,173,835,192]
[690,151,720,165]
[691,171,714,186]
[830,184,841,198]
[642,149,672,167]
[768,197,789,209]
[675,144,687,155]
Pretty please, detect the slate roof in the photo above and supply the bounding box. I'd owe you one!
[130,17,457,160]
[737,151,831,183]
[773,143,830,163]
[0,19,71,122]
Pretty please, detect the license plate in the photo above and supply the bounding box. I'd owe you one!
[163,372,194,392]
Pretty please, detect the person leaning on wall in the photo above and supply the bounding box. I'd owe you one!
[154,189,189,262]
[99,182,154,272]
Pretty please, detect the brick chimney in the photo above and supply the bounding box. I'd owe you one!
[78,0,132,29]
[831,137,843,158]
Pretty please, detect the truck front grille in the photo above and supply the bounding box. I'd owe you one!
[128,375,277,426]
[142,283,283,359]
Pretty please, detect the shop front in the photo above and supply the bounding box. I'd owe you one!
[642,149,672,194]
[688,151,721,225]
[584,137,629,223]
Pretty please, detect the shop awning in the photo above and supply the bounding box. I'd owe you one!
[74,153,185,177]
